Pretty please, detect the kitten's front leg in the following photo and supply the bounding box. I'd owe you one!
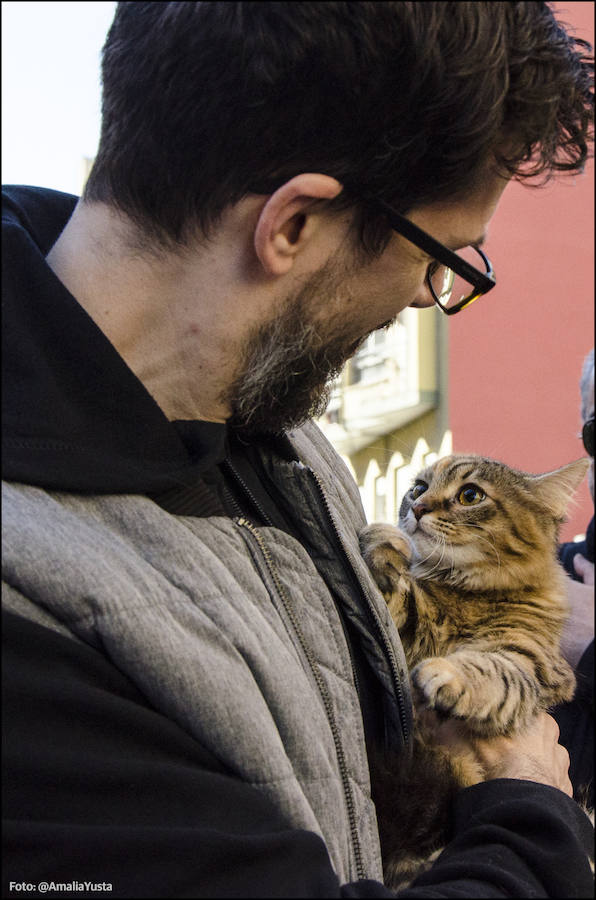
[360,523,414,629]
[411,648,570,737]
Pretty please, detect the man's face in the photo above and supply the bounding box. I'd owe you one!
[227,172,507,436]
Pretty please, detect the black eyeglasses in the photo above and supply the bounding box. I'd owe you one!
[358,196,497,315]
[582,417,594,457]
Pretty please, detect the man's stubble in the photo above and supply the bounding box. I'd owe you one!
[224,256,385,436]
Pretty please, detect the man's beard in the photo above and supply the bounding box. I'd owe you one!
[223,259,374,437]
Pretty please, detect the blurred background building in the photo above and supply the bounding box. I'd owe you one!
[317,308,451,525]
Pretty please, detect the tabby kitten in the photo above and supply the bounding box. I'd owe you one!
[360,453,590,890]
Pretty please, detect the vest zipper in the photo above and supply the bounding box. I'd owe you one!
[224,460,364,697]
[235,516,366,882]
[222,459,274,526]
[306,468,411,747]
[226,453,409,745]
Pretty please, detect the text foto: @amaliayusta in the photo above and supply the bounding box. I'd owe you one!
[9,883,113,893]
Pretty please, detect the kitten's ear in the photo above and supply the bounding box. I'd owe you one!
[530,459,591,517]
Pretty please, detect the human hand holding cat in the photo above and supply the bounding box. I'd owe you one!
[419,708,573,796]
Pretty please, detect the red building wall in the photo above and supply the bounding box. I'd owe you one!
[448,1,594,542]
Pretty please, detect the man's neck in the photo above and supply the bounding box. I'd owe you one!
[44,200,263,422]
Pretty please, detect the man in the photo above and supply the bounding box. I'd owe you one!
[2,3,594,897]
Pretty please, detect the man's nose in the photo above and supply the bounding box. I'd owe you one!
[408,279,437,311]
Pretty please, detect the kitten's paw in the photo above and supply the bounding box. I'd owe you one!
[411,658,473,719]
[359,524,413,597]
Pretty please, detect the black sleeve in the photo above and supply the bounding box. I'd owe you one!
[558,515,595,578]
[3,611,593,899]
[558,539,585,580]
[395,780,594,899]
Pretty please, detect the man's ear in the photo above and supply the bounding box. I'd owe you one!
[254,174,343,275]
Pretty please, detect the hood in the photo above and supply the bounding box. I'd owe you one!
[2,185,227,493]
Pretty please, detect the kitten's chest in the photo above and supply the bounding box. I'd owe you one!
[406,587,501,662]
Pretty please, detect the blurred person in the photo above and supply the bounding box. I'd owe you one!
[555,348,594,808]
[2,3,594,897]
[559,348,594,582]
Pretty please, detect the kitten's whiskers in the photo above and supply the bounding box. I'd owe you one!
[414,530,449,578]
[463,523,502,570]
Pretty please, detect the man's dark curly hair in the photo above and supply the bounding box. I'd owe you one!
[84,2,594,254]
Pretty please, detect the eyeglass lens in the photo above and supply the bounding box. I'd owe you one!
[428,245,487,310]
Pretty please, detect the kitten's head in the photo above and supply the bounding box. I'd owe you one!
[398,454,590,590]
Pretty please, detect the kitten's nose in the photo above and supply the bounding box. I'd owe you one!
[412,501,429,521]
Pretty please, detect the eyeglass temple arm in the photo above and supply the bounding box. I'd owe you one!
[365,197,496,292]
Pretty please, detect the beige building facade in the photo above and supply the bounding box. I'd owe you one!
[317,309,451,524]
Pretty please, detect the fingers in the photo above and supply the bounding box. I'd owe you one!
[414,709,573,797]
[480,712,573,796]
[560,576,594,667]
[557,747,573,798]
[573,553,595,585]
[541,709,560,740]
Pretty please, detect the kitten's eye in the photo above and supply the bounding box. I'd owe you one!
[411,481,428,500]
[458,484,485,506]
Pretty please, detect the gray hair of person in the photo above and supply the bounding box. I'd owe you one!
[580,349,594,421]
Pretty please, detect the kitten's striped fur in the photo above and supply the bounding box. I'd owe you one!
[360,453,590,889]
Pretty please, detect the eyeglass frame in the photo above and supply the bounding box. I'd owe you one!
[355,195,497,315]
